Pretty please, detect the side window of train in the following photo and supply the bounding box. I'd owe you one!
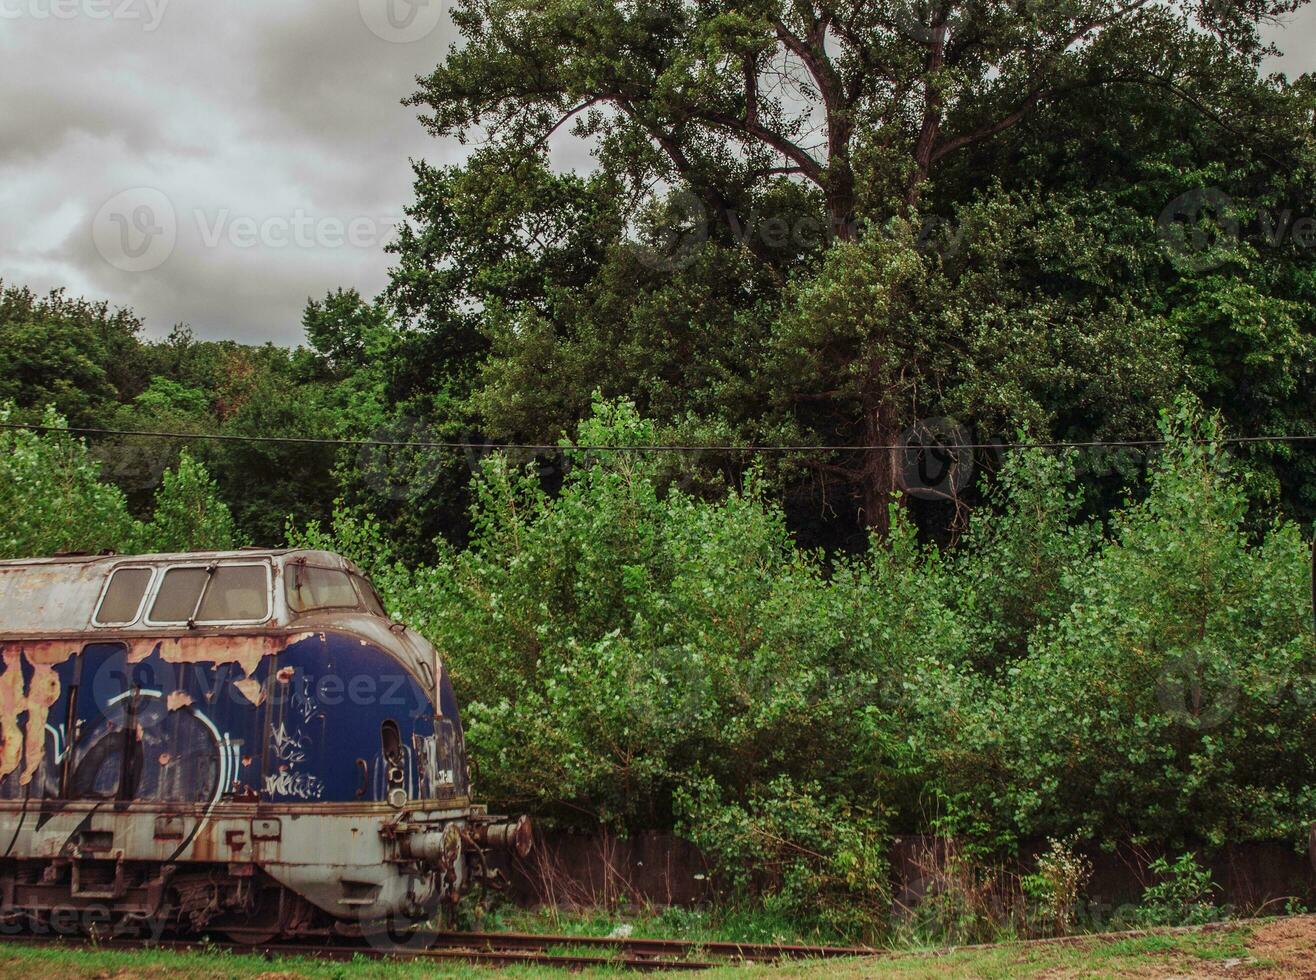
[147,563,270,626]
[93,566,154,626]
[286,563,358,614]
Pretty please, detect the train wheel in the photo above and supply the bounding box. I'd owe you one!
[215,884,287,945]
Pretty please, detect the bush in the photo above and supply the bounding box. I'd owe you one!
[676,776,890,940]
[1135,853,1222,926]
[293,395,1316,938]
[1022,837,1093,936]
[0,403,241,558]
[983,403,1316,847]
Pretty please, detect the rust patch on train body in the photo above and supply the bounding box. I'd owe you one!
[127,633,314,677]
[0,632,315,783]
[20,662,61,785]
[0,655,24,782]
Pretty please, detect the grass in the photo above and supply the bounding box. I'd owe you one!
[0,919,1289,979]
[476,904,853,946]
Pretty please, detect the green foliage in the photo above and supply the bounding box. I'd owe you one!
[0,282,146,425]
[1021,837,1093,937]
[0,404,242,559]
[0,404,139,557]
[1135,853,1223,927]
[979,401,1316,847]
[138,451,239,553]
[676,776,890,939]
[293,395,1316,936]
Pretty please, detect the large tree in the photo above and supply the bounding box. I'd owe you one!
[411,1,1302,240]
[397,0,1316,536]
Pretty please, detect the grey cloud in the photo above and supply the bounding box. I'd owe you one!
[1,0,456,346]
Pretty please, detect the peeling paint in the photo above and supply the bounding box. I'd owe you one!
[0,654,24,782]
[20,663,61,786]
[234,678,265,706]
[0,632,314,785]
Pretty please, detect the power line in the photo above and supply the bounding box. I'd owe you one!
[3,421,1316,454]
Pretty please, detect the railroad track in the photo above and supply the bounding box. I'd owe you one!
[412,928,876,964]
[0,928,877,972]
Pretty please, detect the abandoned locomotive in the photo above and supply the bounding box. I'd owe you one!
[0,549,529,938]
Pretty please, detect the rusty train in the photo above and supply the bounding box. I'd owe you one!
[0,549,529,939]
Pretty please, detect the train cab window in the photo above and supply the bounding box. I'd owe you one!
[148,567,210,623]
[286,564,358,613]
[149,563,270,625]
[94,567,153,625]
[353,575,388,618]
[196,564,269,622]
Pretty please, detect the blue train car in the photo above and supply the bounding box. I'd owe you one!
[0,549,528,939]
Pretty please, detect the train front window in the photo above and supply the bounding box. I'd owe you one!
[149,563,270,625]
[149,567,209,623]
[353,575,388,617]
[196,564,269,622]
[286,563,359,613]
[95,567,153,625]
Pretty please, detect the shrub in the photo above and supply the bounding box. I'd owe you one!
[676,776,890,940]
[0,404,238,558]
[983,402,1316,846]
[1022,836,1093,936]
[1135,852,1222,926]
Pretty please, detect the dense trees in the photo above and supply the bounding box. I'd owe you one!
[0,407,237,557]
[385,0,1316,536]
[288,397,1316,935]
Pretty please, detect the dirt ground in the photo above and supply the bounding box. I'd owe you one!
[1234,916,1316,978]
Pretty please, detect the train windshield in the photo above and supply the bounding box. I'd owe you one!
[353,575,388,617]
[287,563,359,613]
[148,563,271,625]
[285,562,389,618]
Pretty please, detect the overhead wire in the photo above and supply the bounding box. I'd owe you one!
[2,421,1315,454]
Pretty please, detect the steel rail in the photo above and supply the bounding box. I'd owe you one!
[412,928,876,961]
[0,932,718,972]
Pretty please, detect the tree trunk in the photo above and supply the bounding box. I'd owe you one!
[858,405,903,537]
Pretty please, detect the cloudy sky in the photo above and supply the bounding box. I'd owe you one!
[2,1,1314,348]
